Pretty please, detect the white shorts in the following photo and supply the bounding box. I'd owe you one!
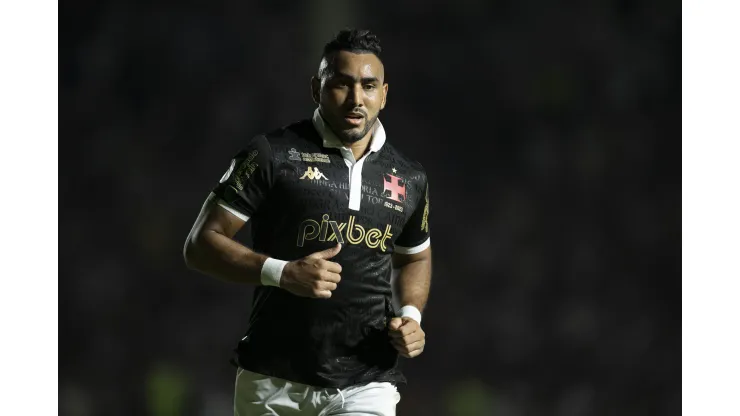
[234,367,401,416]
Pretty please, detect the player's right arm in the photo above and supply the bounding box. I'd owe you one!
[183,193,266,285]
[183,197,342,297]
[182,135,342,297]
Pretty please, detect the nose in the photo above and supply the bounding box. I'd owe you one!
[348,84,364,107]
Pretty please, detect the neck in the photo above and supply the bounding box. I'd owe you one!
[342,124,375,161]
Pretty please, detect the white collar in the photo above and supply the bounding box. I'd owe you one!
[311,108,386,153]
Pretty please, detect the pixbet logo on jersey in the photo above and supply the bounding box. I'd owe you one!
[297,214,393,252]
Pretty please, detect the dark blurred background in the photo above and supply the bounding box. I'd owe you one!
[60,1,680,415]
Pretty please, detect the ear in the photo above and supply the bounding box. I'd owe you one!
[380,83,389,110]
[311,77,321,104]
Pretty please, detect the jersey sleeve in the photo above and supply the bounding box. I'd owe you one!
[394,174,431,254]
[211,135,274,220]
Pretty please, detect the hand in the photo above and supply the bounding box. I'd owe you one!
[281,243,343,299]
[388,316,425,358]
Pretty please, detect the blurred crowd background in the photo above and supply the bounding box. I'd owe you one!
[60,1,680,415]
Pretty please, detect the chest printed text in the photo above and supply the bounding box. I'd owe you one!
[297,214,393,252]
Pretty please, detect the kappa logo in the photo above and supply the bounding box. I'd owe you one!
[300,166,329,180]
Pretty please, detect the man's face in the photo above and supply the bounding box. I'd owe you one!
[312,51,388,143]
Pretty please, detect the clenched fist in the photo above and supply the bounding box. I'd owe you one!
[280,243,343,298]
[388,316,426,358]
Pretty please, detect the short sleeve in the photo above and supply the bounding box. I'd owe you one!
[394,174,431,254]
[211,135,274,220]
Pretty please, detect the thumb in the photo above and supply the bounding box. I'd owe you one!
[388,317,404,331]
[308,243,342,260]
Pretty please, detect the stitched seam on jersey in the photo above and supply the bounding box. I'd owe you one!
[260,134,277,190]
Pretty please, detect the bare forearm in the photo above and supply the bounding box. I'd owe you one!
[394,258,432,312]
[184,230,268,285]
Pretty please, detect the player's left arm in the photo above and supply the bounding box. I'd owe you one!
[389,173,432,358]
[389,247,431,358]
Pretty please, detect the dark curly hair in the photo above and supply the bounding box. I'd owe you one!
[318,28,383,79]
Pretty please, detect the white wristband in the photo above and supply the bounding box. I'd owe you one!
[261,258,287,287]
[399,305,422,325]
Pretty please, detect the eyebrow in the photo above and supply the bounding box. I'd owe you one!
[330,73,381,84]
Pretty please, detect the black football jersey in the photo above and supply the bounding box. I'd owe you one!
[210,109,431,388]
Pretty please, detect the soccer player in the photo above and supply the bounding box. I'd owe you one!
[184,28,432,415]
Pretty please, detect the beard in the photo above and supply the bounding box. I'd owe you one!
[334,115,378,143]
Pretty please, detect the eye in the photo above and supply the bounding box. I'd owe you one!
[363,84,377,90]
